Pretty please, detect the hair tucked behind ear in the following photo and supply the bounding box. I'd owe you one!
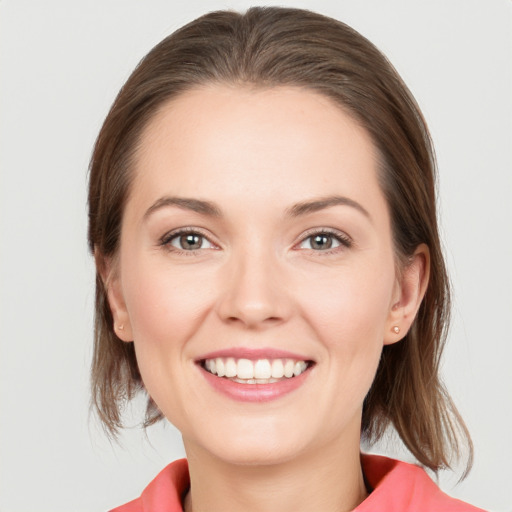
[88,6,472,474]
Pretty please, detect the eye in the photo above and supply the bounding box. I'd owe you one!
[161,230,215,251]
[298,230,352,251]
[300,233,339,250]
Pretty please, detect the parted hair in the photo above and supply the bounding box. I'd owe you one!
[88,6,472,474]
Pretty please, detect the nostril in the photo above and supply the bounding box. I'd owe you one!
[224,314,283,328]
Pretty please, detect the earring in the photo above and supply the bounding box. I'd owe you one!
[117,324,124,331]
[392,326,400,334]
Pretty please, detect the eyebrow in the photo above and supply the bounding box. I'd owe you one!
[144,196,222,220]
[286,195,371,220]
[144,194,371,221]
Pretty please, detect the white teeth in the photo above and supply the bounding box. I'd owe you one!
[232,377,280,384]
[237,358,254,379]
[216,358,225,377]
[204,357,310,381]
[284,359,295,378]
[225,358,237,378]
[254,359,272,379]
[271,359,284,378]
[294,361,307,376]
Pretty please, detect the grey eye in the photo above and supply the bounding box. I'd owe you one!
[170,233,212,250]
[300,233,341,251]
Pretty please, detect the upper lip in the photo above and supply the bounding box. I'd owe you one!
[196,347,313,362]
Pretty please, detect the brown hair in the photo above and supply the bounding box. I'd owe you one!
[88,6,472,474]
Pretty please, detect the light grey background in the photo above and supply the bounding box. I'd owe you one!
[1,1,511,511]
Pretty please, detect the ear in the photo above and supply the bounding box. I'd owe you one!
[384,243,430,345]
[95,248,134,342]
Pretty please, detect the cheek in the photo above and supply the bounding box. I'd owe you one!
[122,255,214,346]
[300,263,394,338]
[296,259,395,395]
[119,255,218,421]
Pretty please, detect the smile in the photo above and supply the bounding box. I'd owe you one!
[197,350,315,402]
[203,357,310,383]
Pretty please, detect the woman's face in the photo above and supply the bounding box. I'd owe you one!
[109,85,413,465]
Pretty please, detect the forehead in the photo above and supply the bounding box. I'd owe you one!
[129,85,385,219]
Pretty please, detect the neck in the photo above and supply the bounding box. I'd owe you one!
[183,437,367,512]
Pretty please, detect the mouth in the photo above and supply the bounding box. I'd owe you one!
[195,348,315,401]
[200,357,313,384]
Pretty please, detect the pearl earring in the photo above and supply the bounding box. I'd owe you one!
[392,326,400,334]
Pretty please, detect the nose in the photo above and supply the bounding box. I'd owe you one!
[216,247,291,329]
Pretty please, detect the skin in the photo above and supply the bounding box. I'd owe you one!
[105,85,429,512]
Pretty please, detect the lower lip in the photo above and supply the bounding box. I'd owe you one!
[199,365,312,402]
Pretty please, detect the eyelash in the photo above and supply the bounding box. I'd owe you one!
[295,228,353,255]
[159,227,353,255]
[159,227,217,255]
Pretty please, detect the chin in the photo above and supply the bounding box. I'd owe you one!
[213,441,304,467]
[190,417,313,467]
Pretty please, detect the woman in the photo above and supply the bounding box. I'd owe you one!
[88,7,484,511]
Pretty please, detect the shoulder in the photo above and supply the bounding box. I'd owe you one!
[109,459,189,512]
[356,454,486,512]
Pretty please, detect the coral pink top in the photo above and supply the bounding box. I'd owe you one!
[110,454,485,511]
